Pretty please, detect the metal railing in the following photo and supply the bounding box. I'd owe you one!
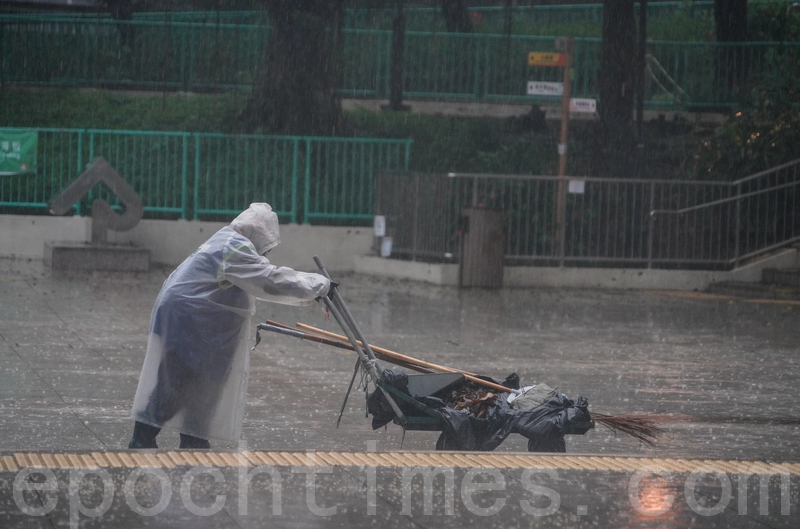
[0,128,190,217]
[0,128,83,214]
[304,137,411,223]
[194,133,299,222]
[2,14,798,109]
[650,159,800,267]
[378,163,800,270]
[345,1,715,35]
[87,129,190,218]
[0,18,270,91]
[3,2,717,37]
[0,127,412,224]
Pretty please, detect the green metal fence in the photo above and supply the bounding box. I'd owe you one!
[340,31,799,108]
[0,2,715,36]
[344,0,716,37]
[304,137,412,223]
[336,30,600,102]
[194,133,299,222]
[87,130,190,218]
[0,128,84,213]
[1,14,797,109]
[0,12,800,109]
[0,127,412,224]
[0,18,269,91]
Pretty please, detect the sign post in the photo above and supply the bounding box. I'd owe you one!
[555,37,574,264]
[528,38,598,263]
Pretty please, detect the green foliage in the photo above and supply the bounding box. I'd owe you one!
[345,108,557,174]
[748,0,800,42]
[648,1,715,41]
[0,87,247,133]
[690,48,800,180]
[1,87,705,181]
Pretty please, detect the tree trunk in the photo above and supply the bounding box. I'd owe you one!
[599,0,637,176]
[441,0,473,33]
[107,0,134,50]
[244,0,345,135]
[634,0,647,179]
[714,0,748,95]
[503,0,513,37]
[714,0,748,42]
[389,1,406,110]
[502,0,514,75]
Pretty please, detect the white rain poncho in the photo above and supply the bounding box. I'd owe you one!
[131,203,329,442]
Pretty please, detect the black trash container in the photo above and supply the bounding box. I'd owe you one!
[459,208,505,288]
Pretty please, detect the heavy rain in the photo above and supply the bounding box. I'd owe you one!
[1,0,799,527]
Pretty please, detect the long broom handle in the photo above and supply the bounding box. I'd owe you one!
[265,320,431,373]
[296,322,475,375]
[296,322,519,395]
[260,321,353,351]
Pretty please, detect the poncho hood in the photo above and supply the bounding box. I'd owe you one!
[230,203,281,255]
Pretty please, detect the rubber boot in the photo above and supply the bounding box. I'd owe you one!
[179,433,211,449]
[128,421,160,449]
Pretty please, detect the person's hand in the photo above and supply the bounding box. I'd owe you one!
[316,280,339,302]
[327,281,339,299]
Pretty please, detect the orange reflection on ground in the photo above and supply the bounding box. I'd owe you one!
[630,470,676,521]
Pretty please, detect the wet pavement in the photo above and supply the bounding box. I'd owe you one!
[0,256,799,527]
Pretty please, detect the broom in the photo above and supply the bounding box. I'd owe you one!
[591,412,664,448]
[509,385,665,447]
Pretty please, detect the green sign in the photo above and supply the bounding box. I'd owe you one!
[0,131,38,175]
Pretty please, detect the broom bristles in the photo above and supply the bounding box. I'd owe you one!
[592,412,664,448]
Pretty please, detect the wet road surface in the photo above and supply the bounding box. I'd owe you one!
[0,257,798,527]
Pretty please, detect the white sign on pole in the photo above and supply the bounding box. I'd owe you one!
[526,81,564,96]
[373,215,386,237]
[568,179,586,194]
[568,98,597,113]
[380,237,393,258]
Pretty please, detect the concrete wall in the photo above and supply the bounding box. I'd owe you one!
[502,249,799,290]
[354,255,460,285]
[2,214,796,289]
[354,248,798,290]
[0,214,372,273]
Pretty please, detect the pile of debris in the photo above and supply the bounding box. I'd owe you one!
[442,386,498,419]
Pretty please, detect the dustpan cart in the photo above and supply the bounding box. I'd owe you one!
[256,256,594,451]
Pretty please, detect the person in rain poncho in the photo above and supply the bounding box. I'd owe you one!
[129,203,330,449]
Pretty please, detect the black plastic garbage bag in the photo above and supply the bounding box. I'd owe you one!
[366,369,409,429]
[515,395,592,452]
[435,392,591,453]
[366,370,591,453]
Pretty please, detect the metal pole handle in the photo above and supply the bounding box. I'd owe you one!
[314,256,383,372]
[314,255,405,422]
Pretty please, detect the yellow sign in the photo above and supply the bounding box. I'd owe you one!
[528,52,565,67]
